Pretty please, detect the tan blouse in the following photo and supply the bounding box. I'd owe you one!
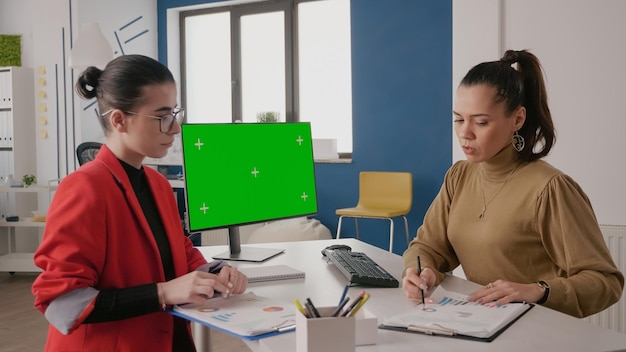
[403,145,624,317]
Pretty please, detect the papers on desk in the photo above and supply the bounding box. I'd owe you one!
[379,286,533,342]
[171,292,296,340]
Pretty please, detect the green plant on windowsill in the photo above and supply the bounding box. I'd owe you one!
[256,111,280,123]
[22,174,37,187]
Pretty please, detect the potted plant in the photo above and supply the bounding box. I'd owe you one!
[256,111,280,123]
[22,174,37,187]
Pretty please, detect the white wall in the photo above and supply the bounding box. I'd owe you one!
[453,0,626,226]
[3,0,625,225]
[0,0,157,184]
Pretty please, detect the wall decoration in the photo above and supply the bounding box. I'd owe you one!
[0,35,22,66]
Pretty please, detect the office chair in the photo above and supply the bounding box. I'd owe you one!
[76,142,102,166]
[335,171,412,252]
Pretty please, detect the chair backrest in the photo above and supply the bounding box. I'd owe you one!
[357,171,412,212]
[76,142,103,166]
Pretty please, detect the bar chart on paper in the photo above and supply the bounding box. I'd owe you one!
[380,287,532,340]
[170,292,297,340]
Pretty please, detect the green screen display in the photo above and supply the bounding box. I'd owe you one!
[181,122,318,232]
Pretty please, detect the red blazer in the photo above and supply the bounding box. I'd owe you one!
[32,145,207,351]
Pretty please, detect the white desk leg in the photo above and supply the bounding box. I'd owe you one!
[192,321,211,351]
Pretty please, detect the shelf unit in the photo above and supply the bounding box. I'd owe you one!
[0,182,58,272]
[0,66,40,272]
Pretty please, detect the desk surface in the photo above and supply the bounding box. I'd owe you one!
[196,239,626,352]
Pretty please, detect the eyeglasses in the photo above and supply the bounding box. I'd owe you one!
[100,108,185,133]
[125,108,185,133]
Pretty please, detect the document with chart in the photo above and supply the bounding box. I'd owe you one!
[379,286,533,342]
[170,292,296,340]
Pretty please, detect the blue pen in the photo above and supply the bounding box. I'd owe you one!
[339,284,349,305]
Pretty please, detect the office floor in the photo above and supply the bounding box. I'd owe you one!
[0,272,251,352]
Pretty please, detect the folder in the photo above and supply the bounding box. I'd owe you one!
[378,286,533,342]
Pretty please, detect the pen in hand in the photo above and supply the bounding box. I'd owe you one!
[417,256,425,310]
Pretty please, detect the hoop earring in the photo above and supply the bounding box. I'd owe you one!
[512,131,525,152]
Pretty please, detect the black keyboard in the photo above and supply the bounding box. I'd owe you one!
[324,249,399,288]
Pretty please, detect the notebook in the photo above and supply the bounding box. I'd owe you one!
[239,265,305,283]
[379,285,533,342]
[171,292,296,340]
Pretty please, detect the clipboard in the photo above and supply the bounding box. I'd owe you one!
[169,292,296,341]
[378,303,533,342]
[378,285,534,342]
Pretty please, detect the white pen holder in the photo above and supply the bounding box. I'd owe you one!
[296,307,355,352]
[353,308,378,346]
[296,307,377,352]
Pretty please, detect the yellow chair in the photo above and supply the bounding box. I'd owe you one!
[335,171,412,252]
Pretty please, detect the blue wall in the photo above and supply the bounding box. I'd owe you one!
[157,0,452,254]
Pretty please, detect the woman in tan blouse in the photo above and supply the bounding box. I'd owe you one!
[402,50,623,318]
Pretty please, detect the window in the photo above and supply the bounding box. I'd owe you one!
[180,0,352,155]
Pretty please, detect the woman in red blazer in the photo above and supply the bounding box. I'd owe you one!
[32,55,247,351]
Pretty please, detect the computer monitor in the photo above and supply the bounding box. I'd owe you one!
[181,122,318,262]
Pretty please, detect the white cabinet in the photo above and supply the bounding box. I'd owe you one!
[0,183,57,272]
[0,66,39,272]
[0,66,35,183]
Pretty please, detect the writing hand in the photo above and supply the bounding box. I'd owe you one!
[158,271,231,306]
[217,266,248,297]
[402,267,435,304]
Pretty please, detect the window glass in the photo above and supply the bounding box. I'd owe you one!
[240,11,286,123]
[182,0,352,154]
[298,0,352,153]
[184,12,232,123]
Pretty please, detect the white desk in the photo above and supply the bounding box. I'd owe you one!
[194,239,626,352]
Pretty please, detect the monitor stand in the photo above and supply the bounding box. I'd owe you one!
[211,226,284,262]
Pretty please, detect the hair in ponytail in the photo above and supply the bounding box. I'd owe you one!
[460,49,556,161]
[74,55,175,134]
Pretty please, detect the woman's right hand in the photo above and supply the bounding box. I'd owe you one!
[402,267,436,304]
[157,271,232,306]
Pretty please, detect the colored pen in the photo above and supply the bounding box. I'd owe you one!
[294,299,308,317]
[339,284,350,305]
[331,296,351,317]
[418,256,425,310]
[306,298,321,318]
[348,293,370,317]
[341,291,366,317]
[304,301,316,318]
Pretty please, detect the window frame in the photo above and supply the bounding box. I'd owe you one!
[179,0,351,158]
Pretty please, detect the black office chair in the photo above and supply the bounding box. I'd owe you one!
[76,142,102,166]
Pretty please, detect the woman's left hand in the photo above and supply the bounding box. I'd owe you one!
[217,266,248,296]
[467,279,544,305]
